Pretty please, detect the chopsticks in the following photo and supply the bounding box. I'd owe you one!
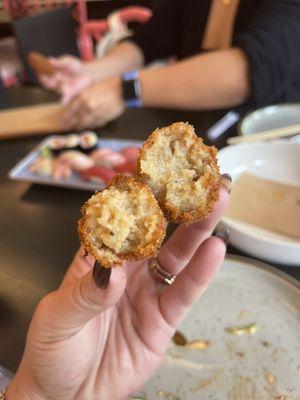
[227,123,300,145]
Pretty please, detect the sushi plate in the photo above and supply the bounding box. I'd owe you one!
[8,136,143,191]
[135,255,300,400]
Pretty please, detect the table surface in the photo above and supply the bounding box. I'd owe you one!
[1,86,299,372]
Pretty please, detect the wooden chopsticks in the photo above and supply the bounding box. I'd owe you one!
[227,123,300,145]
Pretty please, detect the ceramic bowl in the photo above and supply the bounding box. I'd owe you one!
[239,103,300,136]
[218,141,300,265]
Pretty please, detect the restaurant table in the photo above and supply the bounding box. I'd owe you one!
[1,86,299,372]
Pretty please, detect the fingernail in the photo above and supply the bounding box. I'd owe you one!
[221,173,232,194]
[93,261,112,289]
[214,228,230,246]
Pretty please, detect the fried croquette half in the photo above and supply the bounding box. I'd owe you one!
[137,122,221,224]
[78,175,166,267]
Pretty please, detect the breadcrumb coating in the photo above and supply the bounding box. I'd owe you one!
[78,175,166,267]
[137,122,221,224]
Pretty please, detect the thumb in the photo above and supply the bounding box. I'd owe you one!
[34,265,127,337]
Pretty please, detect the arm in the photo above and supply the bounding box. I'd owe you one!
[82,0,181,82]
[234,0,300,107]
[61,48,250,130]
[41,0,180,102]
[84,40,144,83]
[139,48,250,110]
[41,40,144,103]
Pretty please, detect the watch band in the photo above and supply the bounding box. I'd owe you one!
[121,70,142,109]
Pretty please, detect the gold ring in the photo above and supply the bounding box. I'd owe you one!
[149,258,176,285]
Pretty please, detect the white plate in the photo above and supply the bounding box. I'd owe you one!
[8,137,142,191]
[218,141,300,265]
[239,103,300,136]
[136,256,300,400]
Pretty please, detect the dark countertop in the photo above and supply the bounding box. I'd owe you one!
[0,86,299,372]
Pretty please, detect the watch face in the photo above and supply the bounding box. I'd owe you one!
[122,78,137,101]
[122,77,142,108]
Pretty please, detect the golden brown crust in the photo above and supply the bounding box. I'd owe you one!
[78,175,166,268]
[137,122,221,224]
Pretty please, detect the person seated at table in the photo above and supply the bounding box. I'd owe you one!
[3,180,230,400]
[40,0,300,131]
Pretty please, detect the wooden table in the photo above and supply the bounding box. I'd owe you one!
[0,86,299,372]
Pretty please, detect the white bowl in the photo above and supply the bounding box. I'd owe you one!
[239,103,300,136]
[218,141,300,266]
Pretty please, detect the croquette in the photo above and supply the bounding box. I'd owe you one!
[137,122,221,224]
[78,175,166,267]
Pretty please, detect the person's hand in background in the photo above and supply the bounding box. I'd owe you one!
[61,76,125,130]
[39,55,92,104]
[7,184,230,400]
[39,42,144,107]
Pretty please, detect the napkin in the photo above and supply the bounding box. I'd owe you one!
[226,173,300,240]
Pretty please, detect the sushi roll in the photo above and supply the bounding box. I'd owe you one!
[80,131,98,154]
[47,136,65,156]
[58,150,94,171]
[65,134,80,151]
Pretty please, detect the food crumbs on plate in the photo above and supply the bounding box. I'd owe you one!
[187,340,210,350]
[274,396,287,400]
[156,390,181,399]
[131,397,147,400]
[235,352,245,357]
[297,365,300,373]
[172,331,188,346]
[226,322,258,335]
[264,369,277,386]
[172,332,210,350]
[261,340,271,347]
[237,309,249,320]
[189,374,219,392]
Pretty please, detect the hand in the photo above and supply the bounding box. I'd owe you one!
[39,56,92,104]
[61,77,125,130]
[8,185,230,400]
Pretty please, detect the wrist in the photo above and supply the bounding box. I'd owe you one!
[85,61,106,84]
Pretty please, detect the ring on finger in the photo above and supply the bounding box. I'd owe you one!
[149,257,176,285]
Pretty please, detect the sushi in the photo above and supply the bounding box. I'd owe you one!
[47,136,65,156]
[64,134,80,151]
[59,150,94,171]
[80,131,98,154]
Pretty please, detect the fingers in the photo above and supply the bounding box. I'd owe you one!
[39,75,58,90]
[60,247,93,288]
[35,263,127,337]
[159,235,226,328]
[39,72,67,95]
[61,75,92,105]
[158,183,230,276]
[61,97,106,130]
[49,55,82,73]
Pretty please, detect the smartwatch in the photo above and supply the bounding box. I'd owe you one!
[121,70,142,108]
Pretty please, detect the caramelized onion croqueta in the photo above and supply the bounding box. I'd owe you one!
[137,122,221,224]
[78,175,166,267]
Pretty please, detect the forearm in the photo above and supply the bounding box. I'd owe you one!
[85,40,144,83]
[139,48,250,110]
